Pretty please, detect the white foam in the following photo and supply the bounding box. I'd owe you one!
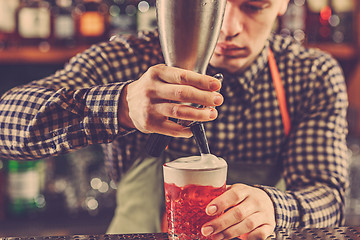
[163,154,227,187]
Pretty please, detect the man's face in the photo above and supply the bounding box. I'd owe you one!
[210,0,289,73]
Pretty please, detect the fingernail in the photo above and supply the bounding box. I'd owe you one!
[201,226,214,236]
[214,95,223,105]
[207,205,218,215]
[214,233,225,240]
[210,80,220,90]
[209,109,217,119]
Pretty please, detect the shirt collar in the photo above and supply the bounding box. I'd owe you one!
[208,40,270,95]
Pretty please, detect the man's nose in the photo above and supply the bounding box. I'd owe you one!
[221,5,243,39]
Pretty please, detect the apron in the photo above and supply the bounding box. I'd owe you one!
[106,48,291,234]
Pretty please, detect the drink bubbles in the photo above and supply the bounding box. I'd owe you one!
[163,154,227,187]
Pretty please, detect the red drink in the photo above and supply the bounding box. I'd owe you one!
[163,154,228,239]
[165,182,226,240]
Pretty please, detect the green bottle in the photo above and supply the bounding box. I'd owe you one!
[6,159,46,217]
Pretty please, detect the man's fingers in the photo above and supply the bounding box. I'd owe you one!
[151,64,222,91]
[206,184,249,216]
[201,185,276,240]
[155,103,218,122]
[145,118,193,138]
[128,64,222,136]
[156,84,223,107]
[243,224,274,240]
[208,213,273,240]
[204,199,256,236]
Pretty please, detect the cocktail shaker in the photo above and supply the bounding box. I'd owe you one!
[145,0,226,157]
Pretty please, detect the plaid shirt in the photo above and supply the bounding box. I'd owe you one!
[0,31,349,230]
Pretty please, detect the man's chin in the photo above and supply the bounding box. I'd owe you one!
[210,55,249,73]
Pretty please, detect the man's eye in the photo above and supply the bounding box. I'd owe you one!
[244,3,269,12]
[247,5,262,11]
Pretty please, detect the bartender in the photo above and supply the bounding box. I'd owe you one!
[0,0,349,239]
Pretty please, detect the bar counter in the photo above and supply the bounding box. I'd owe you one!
[1,226,360,240]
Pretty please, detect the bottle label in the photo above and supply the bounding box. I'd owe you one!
[8,170,40,200]
[111,14,136,34]
[0,0,20,33]
[332,0,354,13]
[55,15,75,39]
[79,12,105,37]
[282,3,306,31]
[137,7,157,32]
[307,0,329,13]
[18,8,51,39]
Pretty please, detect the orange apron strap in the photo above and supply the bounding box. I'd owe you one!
[268,48,291,136]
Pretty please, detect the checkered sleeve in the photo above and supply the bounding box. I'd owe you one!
[258,51,349,229]
[0,33,161,160]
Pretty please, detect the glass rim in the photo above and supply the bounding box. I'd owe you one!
[163,163,227,172]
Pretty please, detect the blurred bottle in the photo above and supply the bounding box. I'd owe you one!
[109,0,138,36]
[0,0,21,50]
[52,0,76,47]
[306,0,332,43]
[137,0,157,32]
[5,159,46,218]
[74,0,109,44]
[16,0,53,51]
[279,0,306,44]
[330,0,354,44]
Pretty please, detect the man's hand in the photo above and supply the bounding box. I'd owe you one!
[118,64,223,137]
[201,184,276,240]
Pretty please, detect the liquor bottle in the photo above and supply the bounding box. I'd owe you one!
[109,0,138,36]
[137,0,157,32]
[330,0,354,43]
[0,0,21,49]
[306,0,332,43]
[279,0,306,44]
[16,0,53,50]
[74,0,109,44]
[5,159,46,218]
[52,0,76,47]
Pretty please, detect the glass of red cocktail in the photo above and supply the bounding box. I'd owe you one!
[163,154,227,240]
